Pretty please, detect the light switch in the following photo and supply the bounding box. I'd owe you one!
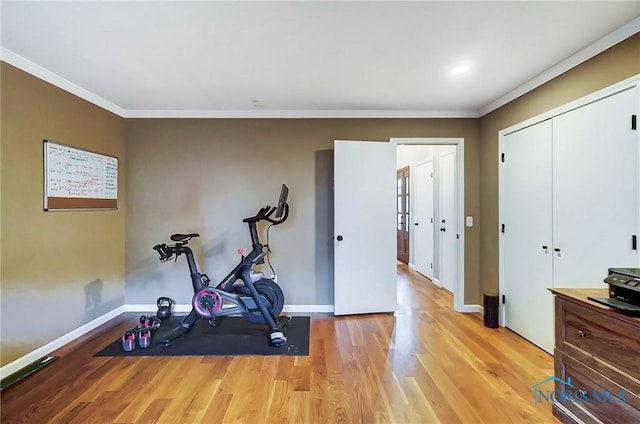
[466,216,473,227]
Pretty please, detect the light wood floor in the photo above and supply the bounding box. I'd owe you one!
[1,264,558,423]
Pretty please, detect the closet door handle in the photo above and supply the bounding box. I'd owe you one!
[542,245,548,251]
[554,248,561,253]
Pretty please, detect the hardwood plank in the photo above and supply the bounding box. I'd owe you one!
[50,401,91,424]
[0,263,559,423]
[134,398,171,424]
[264,379,291,424]
[67,390,131,424]
[198,391,232,424]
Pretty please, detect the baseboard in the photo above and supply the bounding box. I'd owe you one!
[124,304,335,314]
[430,277,442,288]
[0,305,125,379]
[283,304,334,313]
[457,304,482,313]
[407,263,436,282]
[125,303,190,313]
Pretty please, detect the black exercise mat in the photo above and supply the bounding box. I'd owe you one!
[95,315,309,357]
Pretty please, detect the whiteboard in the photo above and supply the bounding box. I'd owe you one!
[43,140,118,210]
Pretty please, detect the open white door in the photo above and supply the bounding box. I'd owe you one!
[414,160,434,279]
[439,150,457,293]
[334,140,397,315]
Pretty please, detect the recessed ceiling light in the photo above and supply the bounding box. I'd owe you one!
[451,65,471,75]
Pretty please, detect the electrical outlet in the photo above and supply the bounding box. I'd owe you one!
[466,216,473,227]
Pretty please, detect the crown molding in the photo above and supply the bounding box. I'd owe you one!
[479,16,640,117]
[122,109,480,119]
[1,47,127,117]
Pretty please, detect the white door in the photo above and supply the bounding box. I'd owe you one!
[334,140,397,315]
[414,160,434,279]
[552,87,639,286]
[501,120,554,354]
[439,150,457,293]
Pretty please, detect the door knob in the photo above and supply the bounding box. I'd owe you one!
[414,222,420,226]
[336,235,343,241]
[440,228,446,232]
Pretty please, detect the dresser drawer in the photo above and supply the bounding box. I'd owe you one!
[555,349,640,424]
[556,297,640,379]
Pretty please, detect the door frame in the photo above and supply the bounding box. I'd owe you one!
[391,138,467,313]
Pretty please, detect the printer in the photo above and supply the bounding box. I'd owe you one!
[588,268,640,315]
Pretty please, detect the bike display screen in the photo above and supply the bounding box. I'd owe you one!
[275,184,288,218]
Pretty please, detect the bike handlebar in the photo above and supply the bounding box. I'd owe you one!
[242,203,288,225]
[153,243,173,261]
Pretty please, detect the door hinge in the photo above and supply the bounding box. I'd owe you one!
[430,217,433,223]
[501,224,505,233]
[502,295,506,304]
[456,234,459,239]
[430,263,433,269]
[632,115,637,130]
[501,153,505,162]
[430,172,433,178]
[633,235,637,250]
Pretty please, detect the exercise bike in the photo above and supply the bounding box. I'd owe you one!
[152,184,290,347]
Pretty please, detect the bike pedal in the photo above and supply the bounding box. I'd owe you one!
[122,331,136,352]
[270,331,287,347]
[138,329,152,349]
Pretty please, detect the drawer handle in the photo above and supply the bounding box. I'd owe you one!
[577,330,586,339]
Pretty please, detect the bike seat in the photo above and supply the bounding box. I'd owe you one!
[170,233,200,242]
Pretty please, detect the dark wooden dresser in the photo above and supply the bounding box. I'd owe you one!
[550,288,640,424]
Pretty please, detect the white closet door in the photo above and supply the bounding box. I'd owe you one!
[552,87,639,287]
[501,120,554,354]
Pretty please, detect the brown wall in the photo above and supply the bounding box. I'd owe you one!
[0,63,126,366]
[124,118,481,307]
[1,30,636,367]
[478,33,640,297]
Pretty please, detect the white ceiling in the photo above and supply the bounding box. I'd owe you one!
[1,1,639,118]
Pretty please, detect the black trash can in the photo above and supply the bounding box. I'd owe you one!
[483,292,499,328]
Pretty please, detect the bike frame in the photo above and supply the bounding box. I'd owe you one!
[154,201,289,346]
